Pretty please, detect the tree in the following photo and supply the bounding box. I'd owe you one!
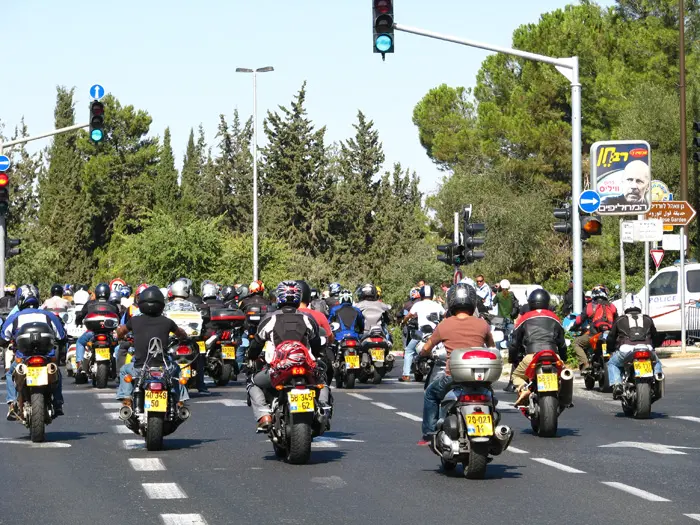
[7,119,41,229]
[154,127,178,209]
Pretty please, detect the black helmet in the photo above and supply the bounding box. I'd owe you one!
[221,285,236,302]
[419,285,434,300]
[358,283,377,301]
[95,283,110,301]
[50,284,64,297]
[138,286,165,316]
[527,288,551,311]
[310,288,319,300]
[296,280,311,304]
[446,283,477,315]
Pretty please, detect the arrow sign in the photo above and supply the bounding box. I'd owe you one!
[599,441,700,455]
[651,249,664,270]
[647,200,697,227]
[579,190,601,214]
[0,155,10,172]
[90,84,105,100]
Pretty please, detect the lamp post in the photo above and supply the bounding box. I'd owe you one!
[236,66,274,282]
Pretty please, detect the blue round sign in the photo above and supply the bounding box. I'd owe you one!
[579,190,601,214]
[90,84,105,100]
[0,155,10,172]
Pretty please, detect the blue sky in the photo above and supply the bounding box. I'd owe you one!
[2,0,614,195]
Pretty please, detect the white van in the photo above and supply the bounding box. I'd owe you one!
[612,262,700,336]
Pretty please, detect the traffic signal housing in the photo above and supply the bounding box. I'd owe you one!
[5,239,21,258]
[89,100,105,143]
[553,204,603,240]
[463,221,486,264]
[437,243,455,265]
[553,205,572,235]
[0,172,9,216]
[373,0,394,56]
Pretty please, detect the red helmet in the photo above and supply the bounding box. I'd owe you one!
[136,283,150,298]
[249,280,265,295]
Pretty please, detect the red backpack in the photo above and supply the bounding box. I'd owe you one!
[590,302,616,332]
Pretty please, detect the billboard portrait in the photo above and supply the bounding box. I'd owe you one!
[590,140,651,215]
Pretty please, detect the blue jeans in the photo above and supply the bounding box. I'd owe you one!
[402,338,419,376]
[608,347,663,386]
[422,372,453,437]
[238,334,249,368]
[76,331,94,363]
[5,359,64,407]
[116,362,189,401]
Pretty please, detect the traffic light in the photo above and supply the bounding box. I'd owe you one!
[5,239,21,258]
[437,243,455,265]
[89,100,105,143]
[462,206,486,263]
[553,205,572,235]
[581,216,602,240]
[694,122,700,163]
[373,0,394,56]
[0,172,9,216]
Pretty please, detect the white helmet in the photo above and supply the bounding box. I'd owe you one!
[170,280,190,299]
[201,282,218,300]
[624,293,642,313]
[499,279,511,290]
[460,277,476,287]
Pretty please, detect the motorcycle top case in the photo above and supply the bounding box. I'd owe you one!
[209,307,245,329]
[83,311,120,332]
[15,322,56,354]
[450,348,503,384]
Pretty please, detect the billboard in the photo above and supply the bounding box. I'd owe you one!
[591,140,651,215]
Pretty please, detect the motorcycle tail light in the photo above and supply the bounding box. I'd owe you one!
[291,366,306,376]
[634,350,651,359]
[176,345,191,355]
[540,361,552,366]
[150,371,163,378]
[27,356,46,366]
[345,339,357,347]
[221,330,231,340]
[275,385,285,391]
[148,382,164,391]
[459,393,490,403]
[370,337,384,343]
[96,334,108,342]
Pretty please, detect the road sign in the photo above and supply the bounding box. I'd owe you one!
[109,278,126,291]
[646,200,697,227]
[621,221,634,243]
[90,84,105,100]
[633,219,663,242]
[578,190,601,214]
[650,249,664,269]
[662,234,687,252]
[0,155,10,172]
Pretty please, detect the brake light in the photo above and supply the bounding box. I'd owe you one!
[150,371,163,378]
[461,350,497,360]
[345,339,357,347]
[27,356,46,366]
[634,350,651,359]
[291,366,306,376]
[96,334,108,342]
[540,361,552,367]
[148,382,164,391]
[370,337,384,343]
[221,331,231,340]
[176,346,191,355]
[459,393,490,403]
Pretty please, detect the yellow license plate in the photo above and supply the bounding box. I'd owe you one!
[537,373,558,392]
[144,390,168,412]
[289,389,316,413]
[465,413,494,437]
[370,349,385,362]
[179,364,192,379]
[125,353,133,364]
[221,345,237,359]
[26,366,49,387]
[601,342,608,355]
[197,341,206,354]
[634,360,653,377]
[95,347,111,361]
[344,355,360,369]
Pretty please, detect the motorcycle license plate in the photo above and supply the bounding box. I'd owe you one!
[344,355,360,369]
[537,373,558,392]
[370,349,385,362]
[634,360,653,377]
[179,364,192,379]
[465,413,494,437]
[26,366,49,387]
[601,343,608,356]
[221,345,237,359]
[144,390,168,412]
[95,347,111,361]
[197,341,206,354]
[289,389,315,413]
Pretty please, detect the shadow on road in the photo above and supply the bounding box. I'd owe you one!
[520,427,581,438]
[613,411,668,420]
[426,462,524,480]
[45,431,106,441]
[262,450,347,465]
[164,438,219,450]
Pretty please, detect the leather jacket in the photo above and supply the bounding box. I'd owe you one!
[509,309,567,363]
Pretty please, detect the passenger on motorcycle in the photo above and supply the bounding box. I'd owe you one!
[400,285,444,383]
[75,283,120,370]
[247,281,330,431]
[309,288,329,315]
[240,280,268,311]
[573,285,618,372]
[328,290,364,339]
[356,283,392,335]
[417,283,493,445]
[40,284,71,311]
[62,284,73,303]
[607,294,664,398]
[2,285,66,420]
[324,282,342,311]
[115,286,190,405]
[509,289,568,406]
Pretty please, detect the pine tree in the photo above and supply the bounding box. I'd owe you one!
[180,128,199,214]
[154,127,178,209]
[7,119,41,230]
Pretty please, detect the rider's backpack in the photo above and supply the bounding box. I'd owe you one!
[591,302,615,332]
[625,313,648,342]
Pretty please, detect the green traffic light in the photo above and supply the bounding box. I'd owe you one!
[91,129,104,142]
[375,35,393,52]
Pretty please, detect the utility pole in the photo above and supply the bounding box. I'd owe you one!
[680,0,688,238]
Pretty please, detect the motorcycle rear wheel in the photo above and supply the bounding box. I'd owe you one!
[95,362,109,389]
[464,444,489,479]
[30,392,46,443]
[286,412,313,465]
[335,373,344,389]
[345,372,356,389]
[583,375,596,390]
[634,382,652,419]
[146,412,165,451]
[372,369,382,385]
[537,395,559,438]
[216,363,233,387]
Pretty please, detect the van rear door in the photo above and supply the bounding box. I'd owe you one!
[647,269,679,333]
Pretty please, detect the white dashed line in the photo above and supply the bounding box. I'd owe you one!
[672,416,700,424]
[601,482,670,502]
[506,446,529,454]
[105,412,120,420]
[142,483,187,499]
[129,458,166,471]
[122,439,145,450]
[311,441,338,448]
[371,402,397,410]
[532,458,586,473]
[160,514,208,525]
[95,393,114,399]
[684,515,700,522]
[112,425,132,434]
[346,393,373,401]
[101,402,122,410]
[396,411,422,422]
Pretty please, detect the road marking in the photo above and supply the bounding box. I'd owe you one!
[0,439,71,448]
[599,441,696,455]
[311,475,347,489]
[684,515,700,521]
[396,411,422,422]
[95,393,114,399]
[105,412,120,420]
[532,458,586,473]
[506,446,528,454]
[101,402,122,410]
[194,399,248,407]
[601,482,670,502]
[113,425,132,434]
[315,436,364,443]
[496,401,517,411]
[160,514,208,525]
[371,402,397,410]
[346,393,372,401]
[142,483,187,499]
[311,441,338,448]
[129,458,166,471]
[673,416,700,424]
[122,439,145,450]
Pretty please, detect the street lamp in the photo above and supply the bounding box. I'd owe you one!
[236,66,274,282]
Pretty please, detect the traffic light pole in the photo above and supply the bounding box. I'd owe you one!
[394,23,584,313]
[0,122,88,298]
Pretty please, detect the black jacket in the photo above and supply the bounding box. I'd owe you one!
[76,299,120,325]
[607,311,663,351]
[509,309,567,362]
[240,295,270,311]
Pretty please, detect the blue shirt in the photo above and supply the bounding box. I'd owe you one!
[1,307,66,345]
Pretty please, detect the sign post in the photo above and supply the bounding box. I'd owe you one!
[681,227,687,354]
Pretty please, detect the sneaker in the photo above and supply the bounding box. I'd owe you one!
[399,376,411,383]
[417,436,431,446]
[120,398,132,407]
[6,403,17,421]
[502,381,516,393]
[612,384,623,400]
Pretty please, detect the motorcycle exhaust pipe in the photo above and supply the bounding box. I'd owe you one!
[119,405,133,421]
[654,372,665,401]
[360,361,369,368]
[489,425,514,456]
[178,406,191,421]
[559,368,574,407]
[47,362,58,383]
[438,432,454,460]
[385,353,395,362]
[15,363,27,376]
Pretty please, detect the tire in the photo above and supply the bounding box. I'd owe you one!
[335,373,344,389]
[273,442,286,458]
[30,392,46,443]
[95,362,109,389]
[359,375,368,384]
[372,369,382,384]
[537,395,559,438]
[584,375,596,390]
[634,382,652,419]
[216,363,232,387]
[286,413,313,465]
[345,372,356,389]
[146,412,165,451]
[464,443,489,479]
[414,372,424,383]
[441,457,457,472]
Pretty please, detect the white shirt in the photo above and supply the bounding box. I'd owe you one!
[73,290,90,306]
[476,282,493,308]
[409,299,445,330]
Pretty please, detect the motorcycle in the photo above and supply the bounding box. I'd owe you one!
[118,338,197,451]
[585,331,612,391]
[165,309,203,390]
[430,348,514,479]
[10,322,61,442]
[617,346,664,419]
[359,326,395,384]
[61,308,88,378]
[205,306,245,386]
[413,327,447,389]
[78,311,119,388]
[518,350,574,437]
[332,331,361,389]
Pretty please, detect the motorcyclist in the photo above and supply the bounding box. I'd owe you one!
[2,285,66,420]
[74,283,120,370]
[240,280,268,311]
[62,284,73,303]
[40,284,71,311]
[179,278,202,306]
[309,288,329,315]
[122,283,150,324]
[221,285,237,308]
[73,285,90,308]
[573,285,618,373]
[356,283,393,336]
[509,289,568,406]
[119,285,134,309]
[238,281,271,369]
[400,285,444,382]
[115,286,190,405]
[324,282,342,311]
[418,283,493,445]
[109,291,125,317]
[328,290,364,339]
[607,294,664,399]
[247,281,330,431]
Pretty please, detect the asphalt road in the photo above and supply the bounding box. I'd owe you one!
[2,359,700,525]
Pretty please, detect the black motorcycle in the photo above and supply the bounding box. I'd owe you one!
[205,307,245,386]
[617,346,664,419]
[584,331,611,391]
